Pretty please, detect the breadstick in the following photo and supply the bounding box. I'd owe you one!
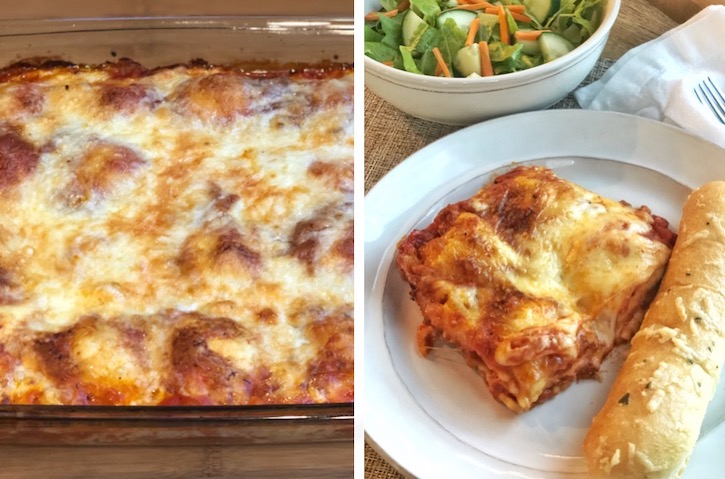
[583,181,725,479]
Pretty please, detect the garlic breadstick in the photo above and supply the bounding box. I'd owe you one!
[584,181,725,479]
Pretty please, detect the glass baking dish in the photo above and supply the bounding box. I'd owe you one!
[0,16,353,66]
[0,16,353,447]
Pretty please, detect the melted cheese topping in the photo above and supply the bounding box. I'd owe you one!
[0,60,354,405]
[396,166,674,412]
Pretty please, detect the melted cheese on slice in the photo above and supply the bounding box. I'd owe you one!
[397,165,674,412]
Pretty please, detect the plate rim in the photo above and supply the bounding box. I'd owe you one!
[364,109,725,479]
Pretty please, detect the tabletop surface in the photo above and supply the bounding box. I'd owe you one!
[364,0,679,476]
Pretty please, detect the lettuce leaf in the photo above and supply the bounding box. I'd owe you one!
[400,46,424,74]
[415,25,442,54]
[546,0,605,41]
[410,0,441,25]
[365,41,400,63]
[418,50,439,76]
[379,0,399,11]
[560,23,583,44]
[477,13,500,42]
[489,42,525,74]
[365,24,385,42]
[506,9,519,37]
[520,54,543,70]
[436,18,467,65]
[571,0,605,36]
[378,14,405,48]
[487,41,522,62]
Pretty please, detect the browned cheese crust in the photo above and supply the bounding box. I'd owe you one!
[0,59,354,406]
[396,166,675,412]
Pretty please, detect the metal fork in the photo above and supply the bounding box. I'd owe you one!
[694,77,725,125]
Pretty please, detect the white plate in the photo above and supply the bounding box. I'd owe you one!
[365,110,725,479]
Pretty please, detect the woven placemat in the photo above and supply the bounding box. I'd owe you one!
[363,57,615,479]
[364,58,615,194]
[365,442,408,479]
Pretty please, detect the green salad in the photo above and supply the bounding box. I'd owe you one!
[364,0,606,77]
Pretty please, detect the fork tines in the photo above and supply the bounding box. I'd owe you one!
[694,77,725,125]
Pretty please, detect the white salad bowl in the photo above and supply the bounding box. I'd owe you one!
[364,0,621,125]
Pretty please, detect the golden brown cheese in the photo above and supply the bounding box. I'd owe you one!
[0,59,353,406]
[396,166,675,412]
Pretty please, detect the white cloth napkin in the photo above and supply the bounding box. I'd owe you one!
[575,5,725,149]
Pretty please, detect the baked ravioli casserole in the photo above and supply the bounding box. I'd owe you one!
[0,59,353,405]
[396,166,676,412]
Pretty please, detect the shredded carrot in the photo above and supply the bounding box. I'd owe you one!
[505,5,527,13]
[364,9,399,21]
[478,41,494,77]
[460,0,480,4]
[382,61,395,67]
[484,5,528,15]
[452,2,495,11]
[514,29,544,41]
[465,17,481,46]
[432,47,452,78]
[509,11,532,22]
[498,5,509,45]
[397,0,411,12]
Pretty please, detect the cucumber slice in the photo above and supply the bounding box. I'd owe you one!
[538,32,574,62]
[523,0,560,23]
[436,10,477,31]
[453,43,481,77]
[515,30,541,55]
[517,37,540,56]
[402,10,429,49]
